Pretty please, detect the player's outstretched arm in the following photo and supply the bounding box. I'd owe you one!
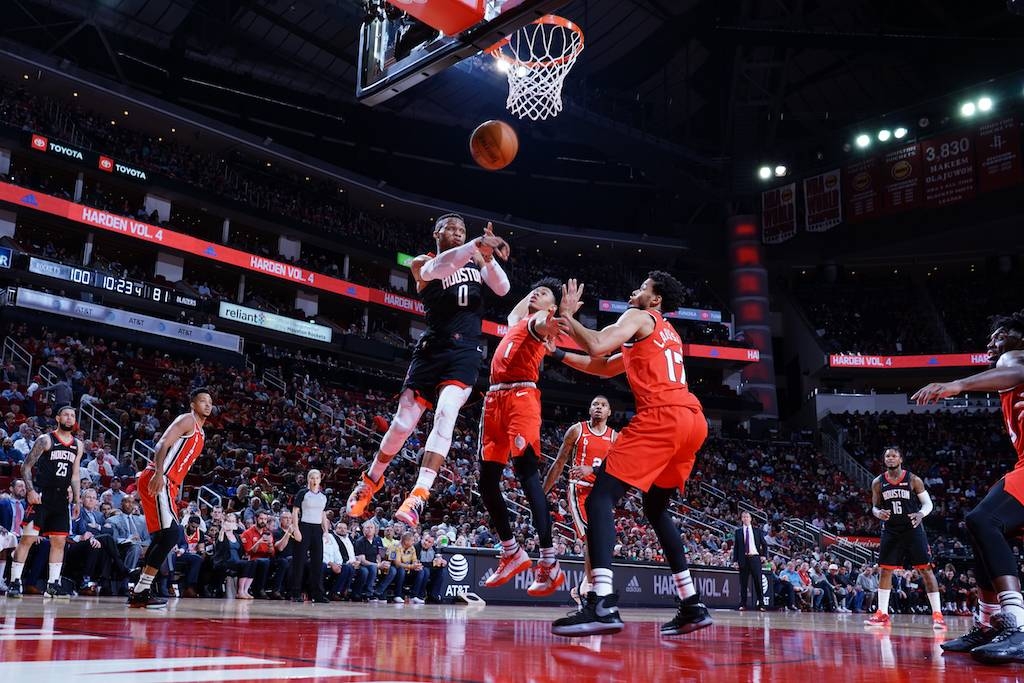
[558,351,625,378]
[543,424,580,494]
[912,350,1024,404]
[554,278,649,356]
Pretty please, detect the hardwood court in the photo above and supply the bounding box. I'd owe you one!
[0,599,1017,682]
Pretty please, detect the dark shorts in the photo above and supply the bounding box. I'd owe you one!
[22,488,71,537]
[878,524,932,569]
[403,338,481,407]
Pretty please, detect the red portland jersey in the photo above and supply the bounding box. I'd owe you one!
[162,413,206,487]
[1000,385,1024,470]
[490,316,547,384]
[622,310,702,412]
[572,421,616,486]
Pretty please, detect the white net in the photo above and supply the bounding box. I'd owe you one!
[489,16,584,121]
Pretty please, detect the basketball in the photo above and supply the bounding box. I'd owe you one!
[469,120,519,170]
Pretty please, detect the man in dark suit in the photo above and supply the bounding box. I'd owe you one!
[733,511,767,611]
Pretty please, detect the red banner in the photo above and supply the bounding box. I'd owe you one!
[882,142,922,211]
[843,156,881,223]
[760,182,797,244]
[829,353,989,369]
[922,130,976,207]
[976,116,1023,193]
[802,169,842,232]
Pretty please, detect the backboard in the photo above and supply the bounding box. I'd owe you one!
[357,0,569,106]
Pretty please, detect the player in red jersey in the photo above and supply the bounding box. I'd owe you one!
[912,311,1024,663]
[478,278,567,596]
[128,387,213,609]
[548,273,712,637]
[543,395,618,606]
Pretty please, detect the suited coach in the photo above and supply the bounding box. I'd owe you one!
[732,510,766,611]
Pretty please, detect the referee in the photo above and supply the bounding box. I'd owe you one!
[289,469,329,604]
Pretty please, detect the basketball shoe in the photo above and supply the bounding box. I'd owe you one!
[528,561,565,597]
[941,619,998,652]
[485,548,531,588]
[661,596,714,636]
[551,592,625,637]
[127,588,168,610]
[864,611,891,627]
[6,579,22,599]
[346,472,383,517]
[932,612,946,631]
[395,488,427,526]
[970,612,1024,664]
[44,581,70,600]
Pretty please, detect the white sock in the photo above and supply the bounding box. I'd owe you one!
[11,561,24,582]
[877,588,890,615]
[135,573,155,592]
[591,568,613,597]
[413,467,437,493]
[368,456,389,483]
[998,590,1024,625]
[539,547,556,566]
[580,578,592,595]
[672,569,696,601]
[500,538,520,556]
[980,601,1001,627]
[47,563,62,584]
[927,591,941,614]
[0,559,6,581]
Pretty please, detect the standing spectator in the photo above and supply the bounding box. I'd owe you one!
[733,511,766,611]
[290,469,328,603]
[38,374,73,406]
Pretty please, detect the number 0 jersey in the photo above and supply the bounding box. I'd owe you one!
[34,430,78,489]
[879,470,920,530]
[622,310,702,411]
[419,258,484,343]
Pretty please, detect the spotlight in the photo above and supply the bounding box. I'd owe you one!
[758,166,772,180]
[978,96,993,112]
[496,60,510,74]
[960,101,976,117]
[855,134,870,148]
[774,165,788,177]
[894,127,908,139]
[877,129,891,142]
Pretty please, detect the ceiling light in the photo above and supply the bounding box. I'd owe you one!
[977,96,993,112]
[877,129,891,142]
[758,166,772,180]
[960,101,976,117]
[855,134,870,148]
[894,127,908,139]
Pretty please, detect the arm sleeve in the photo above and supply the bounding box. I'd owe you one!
[480,260,511,296]
[418,242,480,282]
[917,491,933,517]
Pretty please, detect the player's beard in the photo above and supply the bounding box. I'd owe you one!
[57,423,74,434]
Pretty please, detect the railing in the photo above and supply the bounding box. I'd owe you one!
[132,438,155,466]
[819,425,874,490]
[296,390,335,422]
[1,336,33,387]
[262,371,286,393]
[36,364,59,403]
[782,518,877,566]
[78,397,123,456]
[699,481,727,504]
[245,357,256,373]
[738,500,769,525]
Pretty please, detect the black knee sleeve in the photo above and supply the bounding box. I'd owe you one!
[965,481,1024,582]
[144,524,181,571]
[643,486,689,573]
[479,461,513,541]
[584,470,629,570]
[515,447,552,548]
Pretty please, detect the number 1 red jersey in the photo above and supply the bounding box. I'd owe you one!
[1000,385,1024,470]
[622,310,702,412]
[489,316,547,384]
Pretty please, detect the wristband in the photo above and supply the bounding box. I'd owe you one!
[552,349,566,362]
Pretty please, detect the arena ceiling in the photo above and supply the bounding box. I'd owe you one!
[3,0,1024,232]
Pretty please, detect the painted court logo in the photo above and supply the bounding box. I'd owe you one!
[447,554,469,582]
[625,576,642,593]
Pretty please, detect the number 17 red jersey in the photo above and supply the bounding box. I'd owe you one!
[621,310,702,412]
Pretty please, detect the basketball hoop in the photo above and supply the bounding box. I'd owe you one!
[485,15,584,121]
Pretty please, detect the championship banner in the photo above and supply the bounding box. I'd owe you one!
[802,169,842,232]
[829,352,988,369]
[976,116,1023,193]
[760,183,797,244]
[922,130,976,207]
[844,156,881,222]
[881,142,922,211]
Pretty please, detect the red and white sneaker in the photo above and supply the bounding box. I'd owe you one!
[346,472,383,517]
[395,488,427,527]
[527,560,565,597]
[932,612,947,630]
[485,548,531,588]
[864,611,891,627]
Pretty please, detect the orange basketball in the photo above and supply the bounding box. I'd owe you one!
[469,120,519,170]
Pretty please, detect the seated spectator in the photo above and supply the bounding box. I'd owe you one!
[86,448,117,482]
[213,512,257,599]
[856,564,879,613]
[414,533,447,604]
[239,511,275,597]
[386,531,421,604]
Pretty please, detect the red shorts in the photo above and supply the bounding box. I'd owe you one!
[138,469,181,534]
[603,405,707,492]
[568,482,591,538]
[480,387,542,464]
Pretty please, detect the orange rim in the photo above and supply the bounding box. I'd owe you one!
[485,15,585,68]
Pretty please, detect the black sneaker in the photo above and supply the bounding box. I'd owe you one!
[44,581,70,600]
[551,592,625,637]
[971,613,1024,664]
[661,596,713,636]
[127,588,168,610]
[940,621,997,652]
[6,579,22,599]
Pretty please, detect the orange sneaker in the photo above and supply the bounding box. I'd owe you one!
[864,611,891,627]
[932,612,947,630]
[346,472,383,517]
[395,487,428,526]
[485,548,532,588]
[528,561,565,597]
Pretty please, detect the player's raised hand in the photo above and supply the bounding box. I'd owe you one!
[477,222,510,261]
[910,381,963,405]
[559,279,584,318]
